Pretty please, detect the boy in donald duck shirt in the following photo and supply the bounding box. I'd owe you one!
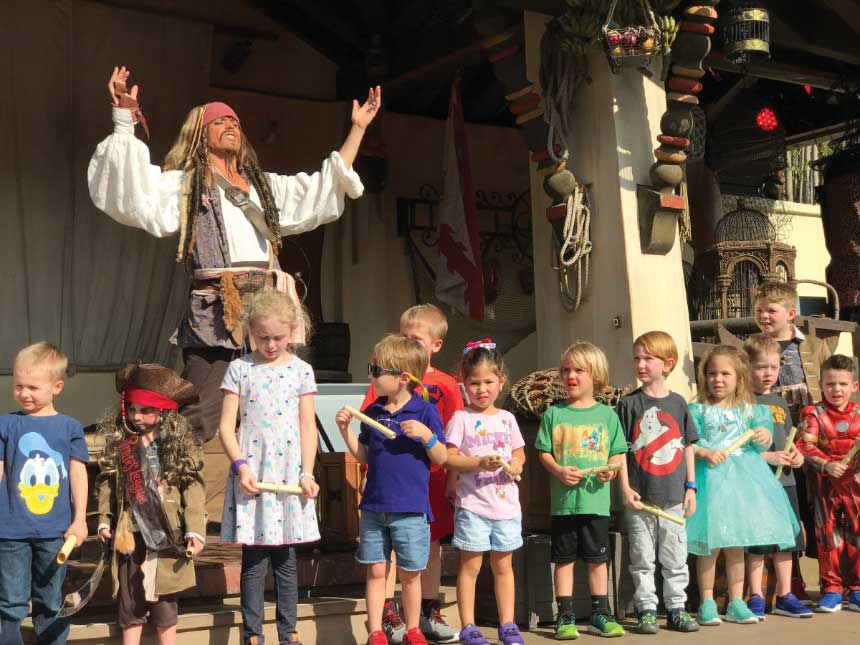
[0,343,89,645]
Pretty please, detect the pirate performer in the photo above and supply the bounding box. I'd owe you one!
[96,363,205,645]
[88,66,381,445]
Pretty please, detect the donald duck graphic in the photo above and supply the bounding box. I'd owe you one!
[16,433,66,515]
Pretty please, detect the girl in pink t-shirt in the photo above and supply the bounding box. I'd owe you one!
[445,340,525,645]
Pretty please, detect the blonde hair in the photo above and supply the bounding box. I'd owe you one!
[245,291,311,345]
[743,333,781,361]
[400,304,448,341]
[560,341,609,391]
[634,331,679,375]
[754,281,797,309]
[696,345,755,406]
[13,342,68,382]
[370,334,429,389]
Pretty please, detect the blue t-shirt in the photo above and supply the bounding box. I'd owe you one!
[359,394,444,518]
[0,412,89,539]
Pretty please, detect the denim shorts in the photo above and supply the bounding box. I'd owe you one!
[356,510,430,571]
[452,507,523,553]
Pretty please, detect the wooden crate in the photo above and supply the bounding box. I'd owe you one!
[318,452,362,542]
[519,421,551,531]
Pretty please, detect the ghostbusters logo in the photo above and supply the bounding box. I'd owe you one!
[630,406,684,476]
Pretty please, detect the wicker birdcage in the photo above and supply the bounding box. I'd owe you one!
[691,199,796,320]
[722,3,770,66]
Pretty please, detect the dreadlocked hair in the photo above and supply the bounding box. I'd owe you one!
[97,407,203,490]
[163,104,282,263]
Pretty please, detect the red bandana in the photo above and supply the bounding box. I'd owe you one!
[124,387,179,411]
[202,102,240,127]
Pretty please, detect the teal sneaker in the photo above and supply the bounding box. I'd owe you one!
[697,599,722,626]
[725,598,759,624]
[587,612,625,638]
[554,613,579,640]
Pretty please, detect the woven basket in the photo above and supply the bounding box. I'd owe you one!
[506,368,630,420]
[602,0,663,73]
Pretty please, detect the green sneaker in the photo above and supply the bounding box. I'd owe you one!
[636,610,659,635]
[554,613,579,640]
[587,612,625,638]
[667,609,699,632]
[697,599,721,626]
[725,598,758,625]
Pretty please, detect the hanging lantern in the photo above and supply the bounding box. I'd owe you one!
[723,4,770,66]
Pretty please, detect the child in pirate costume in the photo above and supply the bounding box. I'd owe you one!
[96,364,206,645]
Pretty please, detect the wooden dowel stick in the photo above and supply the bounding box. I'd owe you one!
[638,503,686,526]
[56,536,77,564]
[579,463,622,477]
[345,405,397,440]
[775,427,799,480]
[726,430,756,455]
[256,482,304,495]
[499,460,522,482]
[840,441,860,467]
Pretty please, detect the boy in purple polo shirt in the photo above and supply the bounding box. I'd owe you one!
[337,335,448,645]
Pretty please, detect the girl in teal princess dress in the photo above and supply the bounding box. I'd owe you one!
[687,346,800,627]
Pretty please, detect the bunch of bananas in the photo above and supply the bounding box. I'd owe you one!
[657,14,678,52]
[558,10,603,41]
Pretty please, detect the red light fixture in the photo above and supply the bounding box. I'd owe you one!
[756,107,779,132]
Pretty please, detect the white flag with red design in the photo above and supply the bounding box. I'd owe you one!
[436,80,484,321]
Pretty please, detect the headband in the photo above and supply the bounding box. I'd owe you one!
[464,338,497,354]
[202,101,240,127]
[124,387,179,411]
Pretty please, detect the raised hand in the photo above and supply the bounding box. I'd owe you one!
[108,66,140,108]
[351,86,382,130]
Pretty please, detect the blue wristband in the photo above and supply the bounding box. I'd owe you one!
[231,459,248,475]
[424,434,438,450]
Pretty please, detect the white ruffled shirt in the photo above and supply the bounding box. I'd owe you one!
[88,108,364,262]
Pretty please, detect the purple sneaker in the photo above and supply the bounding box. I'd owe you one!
[458,624,489,645]
[497,622,525,645]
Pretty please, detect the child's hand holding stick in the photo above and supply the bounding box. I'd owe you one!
[256,482,305,495]
[579,463,622,477]
[775,427,799,480]
[56,536,77,564]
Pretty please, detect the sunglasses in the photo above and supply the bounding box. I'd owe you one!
[368,364,402,378]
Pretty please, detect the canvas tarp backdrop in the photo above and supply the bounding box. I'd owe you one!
[0,0,214,372]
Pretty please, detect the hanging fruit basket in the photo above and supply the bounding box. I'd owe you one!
[602,0,663,74]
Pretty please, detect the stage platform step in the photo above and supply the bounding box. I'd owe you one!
[23,586,459,644]
[57,536,460,612]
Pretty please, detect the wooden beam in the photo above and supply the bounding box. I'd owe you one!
[769,11,860,67]
[705,52,843,90]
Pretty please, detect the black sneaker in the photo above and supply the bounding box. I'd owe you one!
[667,608,700,633]
[637,609,658,634]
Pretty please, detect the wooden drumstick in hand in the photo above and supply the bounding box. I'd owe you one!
[57,536,77,564]
[256,482,305,495]
[775,427,799,480]
[345,405,397,440]
[579,463,622,477]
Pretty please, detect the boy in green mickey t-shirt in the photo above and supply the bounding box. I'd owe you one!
[536,342,627,639]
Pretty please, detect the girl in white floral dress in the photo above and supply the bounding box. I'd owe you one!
[219,290,320,645]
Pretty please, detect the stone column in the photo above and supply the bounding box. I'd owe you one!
[525,12,695,396]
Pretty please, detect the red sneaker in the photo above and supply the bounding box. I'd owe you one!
[792,577,813,606]
[367,630,388,645]
[403,627,429,645]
